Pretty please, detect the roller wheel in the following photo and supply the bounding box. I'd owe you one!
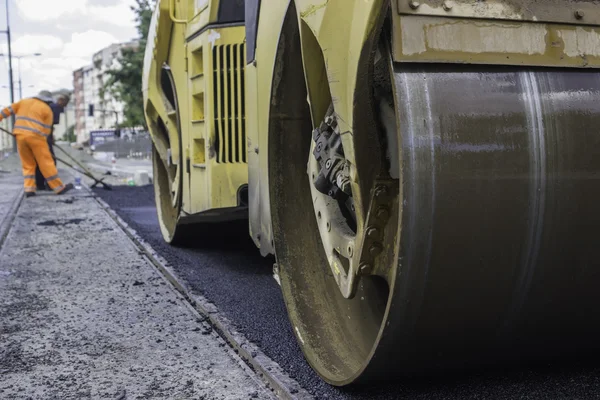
[152,144,185,244]
[273,53,600,384]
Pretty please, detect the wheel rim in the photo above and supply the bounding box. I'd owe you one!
[149,65,184,243]
[153,146,181,243]
[274,42,400,385]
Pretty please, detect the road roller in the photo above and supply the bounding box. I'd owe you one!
[143,0,600,386]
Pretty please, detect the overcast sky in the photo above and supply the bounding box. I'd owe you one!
[0,0,139,106]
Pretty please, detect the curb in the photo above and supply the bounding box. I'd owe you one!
[91,194,313,400]
[0,190,24,251]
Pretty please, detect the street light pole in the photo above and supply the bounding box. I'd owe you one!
[4,0,15,151]
[10,54,41,100]
[16,56,21,99]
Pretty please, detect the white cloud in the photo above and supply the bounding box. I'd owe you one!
[16,0,87,21]
[88,3,136,28]
[62,30,119,59]
[17,0,136,28]
[12,34,64,55]
[41,57,90,71]
[0,0,140,106]
[31,67,72,89]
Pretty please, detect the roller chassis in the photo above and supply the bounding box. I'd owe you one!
[143,0,600,387]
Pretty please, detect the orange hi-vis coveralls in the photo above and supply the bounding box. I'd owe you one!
[0,98,67,194]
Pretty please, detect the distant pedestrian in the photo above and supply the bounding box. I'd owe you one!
[35,92,70,190]
[0,90,73,197]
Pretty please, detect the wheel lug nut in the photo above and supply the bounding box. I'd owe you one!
[326,159,332,169]
[409,1,420,10]
[369,243,383,257]
[374,185,388,198]
[376,206,389,220]
[366,227,380,239]
[359,263,372,275]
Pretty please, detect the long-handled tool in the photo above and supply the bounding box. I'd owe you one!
[54,156,112,190]
[0,126,112,190]
[52,144,112,190]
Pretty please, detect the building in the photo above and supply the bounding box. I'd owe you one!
[82,65,95,142]
[73,67,85,142]
[51,89,75,141]
[92,41,138,130]
[72,40,139,144]
[73,64,96,144]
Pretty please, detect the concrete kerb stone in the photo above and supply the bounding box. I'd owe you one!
[91,194,313,400]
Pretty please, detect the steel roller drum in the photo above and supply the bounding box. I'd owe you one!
[361,65,600,380]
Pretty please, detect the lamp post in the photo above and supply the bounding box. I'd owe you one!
[0,53,42,99]
[2,83,34,94]
[15,54,41,99]
[0,0,15,151]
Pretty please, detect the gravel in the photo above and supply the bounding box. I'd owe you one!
[95,185,600,400]
[0,177,272,399]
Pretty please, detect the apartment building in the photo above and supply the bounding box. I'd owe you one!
[72,40,139,144]
[73,68,85,142]
[51,89,75,141]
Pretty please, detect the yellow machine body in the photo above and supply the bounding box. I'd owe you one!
[144,0,600,386]
[143,0,247,238]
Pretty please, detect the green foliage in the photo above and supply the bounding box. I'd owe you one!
[63,126,77,143]
[104,0,156,129]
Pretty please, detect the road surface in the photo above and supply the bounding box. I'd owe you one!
[94,184,600,400]
[0,159,273,400]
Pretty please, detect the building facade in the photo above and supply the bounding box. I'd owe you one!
[73,68,86,142]
[72,40,139,144]
[51,89,75,141]
[91,41,138,130]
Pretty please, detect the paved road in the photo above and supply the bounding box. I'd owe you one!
[95,185,600,400]
[0,168,272,399]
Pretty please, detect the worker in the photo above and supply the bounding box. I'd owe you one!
[0,90,73,197]
[35,92,70,190]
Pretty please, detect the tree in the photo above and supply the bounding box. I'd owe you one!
[104,0,156,129]
[62,126,77,143]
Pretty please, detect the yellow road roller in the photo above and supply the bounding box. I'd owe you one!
[143,0,600,386]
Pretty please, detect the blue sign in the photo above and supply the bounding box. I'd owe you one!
[90,130,116,146]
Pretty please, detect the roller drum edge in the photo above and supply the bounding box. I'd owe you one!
[367,65,600,379]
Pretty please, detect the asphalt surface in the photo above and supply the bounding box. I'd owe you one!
[95,185,600,400]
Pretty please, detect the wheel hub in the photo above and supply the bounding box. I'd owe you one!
[308,111,397,299]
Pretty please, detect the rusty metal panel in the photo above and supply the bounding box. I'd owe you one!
[397,0,600,27]
[392,14,600,68]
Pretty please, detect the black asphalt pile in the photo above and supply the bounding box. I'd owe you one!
[95,185,600,400]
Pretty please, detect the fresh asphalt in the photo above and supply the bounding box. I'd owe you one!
[95,185,600,400]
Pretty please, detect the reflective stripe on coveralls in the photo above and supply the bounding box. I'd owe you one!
[16,116,53,129]
[0,97,67,194]
[13,125,49,138]
[1,98,53,138]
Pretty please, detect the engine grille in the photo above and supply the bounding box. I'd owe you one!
[213,43,246,163]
